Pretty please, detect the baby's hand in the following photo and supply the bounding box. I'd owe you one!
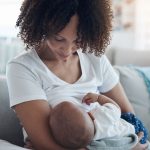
[82,93,99,105]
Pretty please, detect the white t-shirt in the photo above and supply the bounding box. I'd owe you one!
[92,103,135,140]
[6,48,119,141]
[6,49,119,112]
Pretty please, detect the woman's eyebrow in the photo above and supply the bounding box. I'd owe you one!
[56,34,79,41]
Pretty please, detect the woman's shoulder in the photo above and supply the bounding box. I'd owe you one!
[78,49,108,67]
[6,49,44,77]
[7,49,44,72]
[8,49,36,65]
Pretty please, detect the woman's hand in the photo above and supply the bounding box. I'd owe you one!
[24,137,34,149]
[132,132,149,150]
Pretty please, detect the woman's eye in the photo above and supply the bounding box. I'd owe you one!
[54,37,64,42]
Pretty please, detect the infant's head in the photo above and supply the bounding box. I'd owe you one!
[50,101,95,149]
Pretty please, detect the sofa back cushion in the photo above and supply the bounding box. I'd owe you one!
[0,75,24,146]
[114,66,150,140]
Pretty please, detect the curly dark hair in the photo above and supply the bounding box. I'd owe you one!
[16,0,113,56]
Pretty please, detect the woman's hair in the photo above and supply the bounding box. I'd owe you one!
[16,0,113,56]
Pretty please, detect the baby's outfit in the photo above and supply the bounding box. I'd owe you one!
[90,103,135,140]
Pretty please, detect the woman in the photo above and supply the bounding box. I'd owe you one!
[6,0,148,150]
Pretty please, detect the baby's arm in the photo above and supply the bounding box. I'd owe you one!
[82,92,120,108]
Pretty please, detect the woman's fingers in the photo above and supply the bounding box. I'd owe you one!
[24,141,34,149]
[132,132,149,150]
[137,132,149,149]
[132,142,148,150]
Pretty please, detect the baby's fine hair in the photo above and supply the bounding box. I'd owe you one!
[16,0,113,56]
[50,102,94,149]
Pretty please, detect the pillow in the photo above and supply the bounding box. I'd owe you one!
[0,140,27,150]
[114,66,150,140]
[0,75,24,146]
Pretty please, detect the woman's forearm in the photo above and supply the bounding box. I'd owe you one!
[102,83,135,113]
[97,94,120,108]
[14,100,68,150]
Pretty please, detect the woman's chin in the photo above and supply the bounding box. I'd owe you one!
[58,54,71,61]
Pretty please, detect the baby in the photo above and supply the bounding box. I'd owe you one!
[24,93,148,149]
[49,93,136,149]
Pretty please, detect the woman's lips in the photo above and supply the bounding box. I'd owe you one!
[57,50,77,59]
[58,53,72,58]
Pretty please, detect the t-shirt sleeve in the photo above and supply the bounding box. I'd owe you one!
[6,62,47,107]
[98,55,119,93]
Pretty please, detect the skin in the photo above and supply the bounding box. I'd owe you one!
[14,14,148,150]
[15,14,86,150]
[83,92,148,150]
[82,92,120,108]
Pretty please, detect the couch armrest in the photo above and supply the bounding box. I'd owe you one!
[0,75,24,146]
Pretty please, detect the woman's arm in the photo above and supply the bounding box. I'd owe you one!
[97,94,120,108]
[102,82,135,113]
[13,100,67,150]
[103,82,149,149]
[132,132,149,150]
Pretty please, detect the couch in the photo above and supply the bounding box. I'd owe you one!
[0,75,24,147]
[0,51,150,146]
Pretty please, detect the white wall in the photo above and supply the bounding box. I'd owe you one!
[0,0,22,37]
[110,30,135,50]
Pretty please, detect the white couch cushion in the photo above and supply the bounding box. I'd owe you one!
[114,66,150,140]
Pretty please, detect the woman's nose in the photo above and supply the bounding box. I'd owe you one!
[62,43,77,53]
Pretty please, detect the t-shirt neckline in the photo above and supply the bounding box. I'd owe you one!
[32,49,84,85]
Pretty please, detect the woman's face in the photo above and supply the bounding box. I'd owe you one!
[46,15,80,61]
